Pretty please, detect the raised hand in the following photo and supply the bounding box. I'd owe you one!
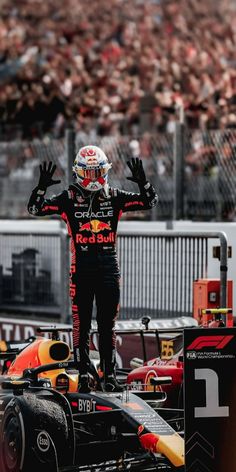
[38,161,61,190]
[126,158,147,185]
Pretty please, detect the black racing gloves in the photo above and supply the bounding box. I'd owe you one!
[127,158,147,186]
[38,161,61,191]
[37,159,146,191]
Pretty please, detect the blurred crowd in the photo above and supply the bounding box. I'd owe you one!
[1,0,236,139]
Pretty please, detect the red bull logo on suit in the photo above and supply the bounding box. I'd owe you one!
[79,219,111,233]
[76,219,115,244]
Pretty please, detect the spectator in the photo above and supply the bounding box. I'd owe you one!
[1,0,236,138]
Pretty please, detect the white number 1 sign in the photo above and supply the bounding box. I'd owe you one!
[194,368,229,418]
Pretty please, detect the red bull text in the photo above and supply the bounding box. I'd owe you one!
[76,232,115,244]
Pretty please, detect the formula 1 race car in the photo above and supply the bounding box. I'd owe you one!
[125,328,184,409]
[0,326,184,472]
[91,317,185,409]
[122,310,231,409]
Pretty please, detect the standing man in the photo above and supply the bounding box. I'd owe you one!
[28,146,158,392]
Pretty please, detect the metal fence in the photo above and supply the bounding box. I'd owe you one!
[118,230,228,319]
[0,138,67,217]
[0,228,69,320]
[183,129,236,221]
[0,227,228,321]
[1,126,236,221]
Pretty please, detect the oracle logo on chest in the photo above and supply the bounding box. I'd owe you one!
[74,210,113,218]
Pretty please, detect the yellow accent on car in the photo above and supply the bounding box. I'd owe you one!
[0,341,7,352]
[156,433,184,467]
[38,339,70,364]
[11,380,26,385]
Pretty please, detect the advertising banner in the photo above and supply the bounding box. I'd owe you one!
[184,327,236,472]
[0,315,196,368]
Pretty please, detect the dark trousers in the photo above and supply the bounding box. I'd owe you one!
[70,257,120,375]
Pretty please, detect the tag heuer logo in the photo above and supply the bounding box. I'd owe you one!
[77,196,84,203]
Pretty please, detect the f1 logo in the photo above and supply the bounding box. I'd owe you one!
[187,335,233,350]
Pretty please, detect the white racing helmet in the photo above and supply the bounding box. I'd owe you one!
[73,145,112,192]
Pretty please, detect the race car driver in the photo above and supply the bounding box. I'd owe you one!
[28,146,158,392]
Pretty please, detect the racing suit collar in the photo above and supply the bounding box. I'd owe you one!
[70,183,110,199]
[70,183,97,198]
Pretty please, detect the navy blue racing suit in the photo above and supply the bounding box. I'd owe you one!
[28,181,158,375]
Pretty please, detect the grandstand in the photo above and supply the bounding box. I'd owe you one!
[1,0,236,139]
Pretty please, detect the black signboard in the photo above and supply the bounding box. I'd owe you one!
[184,327,236,472]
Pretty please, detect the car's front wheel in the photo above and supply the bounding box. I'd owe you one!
[1,406,24,472]
[0,394,73,472]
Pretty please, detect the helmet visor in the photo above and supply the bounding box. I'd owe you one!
[73,163,111,181]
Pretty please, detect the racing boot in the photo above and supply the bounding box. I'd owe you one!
[104,373,124,392]
[77,353,92,393]
[101,358,124,392]
[78,374,91,393]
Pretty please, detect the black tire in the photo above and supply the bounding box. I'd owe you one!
[0,394,73,472]
[0,404,25,472]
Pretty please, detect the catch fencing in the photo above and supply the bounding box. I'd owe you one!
[1,126,236,221]
[0,138,67,217]
[0,225,228,321]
